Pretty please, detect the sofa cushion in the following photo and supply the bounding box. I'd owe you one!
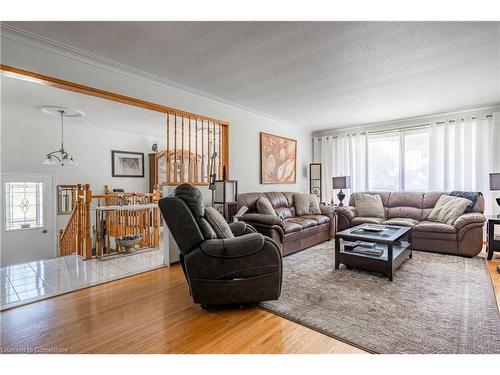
[353,193,385,218]
[415,220,457,234]
[381,218,419,227]
[351,217,383,226]
[256,197,277,216]
[300,214,331,225]
[427,195,470,224]
[204,206,234,239]
[283,220,302,234]
[285,217,318,230]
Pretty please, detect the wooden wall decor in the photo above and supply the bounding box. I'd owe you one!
[260,132,297,184]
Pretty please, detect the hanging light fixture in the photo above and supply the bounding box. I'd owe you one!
[41,106,82,167]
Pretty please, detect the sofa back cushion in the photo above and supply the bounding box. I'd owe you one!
[353,193,385,218]
[237,192,267,212]
[265,192,293,219]
[386,192,424,221]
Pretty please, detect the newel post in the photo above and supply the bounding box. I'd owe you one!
[84,184,92,260]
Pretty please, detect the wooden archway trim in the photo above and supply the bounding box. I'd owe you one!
[0,64,229,125]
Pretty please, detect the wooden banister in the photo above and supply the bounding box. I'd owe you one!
[59,183,161,260]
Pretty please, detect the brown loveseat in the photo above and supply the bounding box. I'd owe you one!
[237,192,336,256]
[336,191,486,257]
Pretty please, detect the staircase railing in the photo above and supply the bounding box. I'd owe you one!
[59,184,161,260]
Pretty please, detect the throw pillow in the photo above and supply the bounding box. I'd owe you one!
[256,197,277,216]
[427,195,471,225]
[294,193,311,216]
[309,194,321,215]
[353,193,385,218]
[450,191,481,214]
[204,206,234,239]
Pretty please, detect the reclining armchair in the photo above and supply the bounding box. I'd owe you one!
[158,184,282,306]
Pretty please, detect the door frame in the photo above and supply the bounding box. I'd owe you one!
[1,173,58,260]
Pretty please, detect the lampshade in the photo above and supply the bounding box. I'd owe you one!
[214,180,238,203]
[332,176,351,189]
[490,173,500,190]
[43,155,58,165]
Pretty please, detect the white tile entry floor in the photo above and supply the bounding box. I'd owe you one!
[0,249,164,310]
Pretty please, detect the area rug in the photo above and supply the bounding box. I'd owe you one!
[260,241,500,354]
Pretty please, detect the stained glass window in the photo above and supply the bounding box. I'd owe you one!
[4,182,44,230]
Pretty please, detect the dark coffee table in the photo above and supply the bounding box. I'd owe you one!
[334,224,413,281]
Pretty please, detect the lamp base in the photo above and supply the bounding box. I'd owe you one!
[497,198,500,218]
[337,190,345,207]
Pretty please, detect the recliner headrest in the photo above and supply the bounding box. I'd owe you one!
[174,183,205,218]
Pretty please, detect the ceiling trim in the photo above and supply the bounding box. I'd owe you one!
[0,23,303,130]
[313,104,500,137]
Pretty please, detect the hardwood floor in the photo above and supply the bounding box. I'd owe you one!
[1,250,498,354]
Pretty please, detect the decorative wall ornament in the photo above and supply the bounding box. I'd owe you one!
[260,132,297,184]
[111,150,145,178]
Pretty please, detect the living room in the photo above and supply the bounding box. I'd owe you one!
[1,1,499,373]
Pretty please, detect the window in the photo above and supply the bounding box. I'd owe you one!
[368,130,430,191]
[368,134,400,190]
[403,131,429,191]
[4,182,44,230]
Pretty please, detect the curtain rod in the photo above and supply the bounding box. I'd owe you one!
[316,114,493,139]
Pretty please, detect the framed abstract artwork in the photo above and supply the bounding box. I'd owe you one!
[260,132,297,184]
[111,150,145,178]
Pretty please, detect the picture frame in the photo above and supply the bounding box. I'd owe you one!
[260,132,297,184]
[111,150,145,178]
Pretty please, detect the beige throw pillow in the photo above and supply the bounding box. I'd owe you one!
[309,194,321,215]
[204,206,234,239]
[256,197,277,216]
[427,195,471,225]
[294,193,321,215]
[353,193,385,218]
[294,193,310,216]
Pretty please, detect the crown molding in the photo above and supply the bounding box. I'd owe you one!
[313,103,500,137]
[0,23,304,130]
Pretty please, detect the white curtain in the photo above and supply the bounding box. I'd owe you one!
[428,115,498,215]
[313,132,368,204]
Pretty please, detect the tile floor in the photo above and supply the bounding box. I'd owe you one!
[0,249,164,310]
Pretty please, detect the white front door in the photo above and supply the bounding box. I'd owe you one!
[1,174,55,266]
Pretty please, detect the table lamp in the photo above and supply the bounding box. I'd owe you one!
[332,176,351,206]
[490,173,500,217]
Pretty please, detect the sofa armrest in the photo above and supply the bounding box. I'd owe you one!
[200,233,266,258]
[240,213,284,228]
[336,206,357,221]
[228,221,256,236]
[453,213,486,231]
[320,205,336,220]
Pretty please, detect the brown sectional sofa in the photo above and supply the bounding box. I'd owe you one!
[237,192,336,256]
[336,191,486,257]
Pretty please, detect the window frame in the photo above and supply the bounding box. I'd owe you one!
[367,128,430,192]
[4,181,45,232]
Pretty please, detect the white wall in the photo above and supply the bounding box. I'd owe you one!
[1,32,312,196]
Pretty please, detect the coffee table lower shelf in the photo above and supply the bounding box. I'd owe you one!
[335,241,412,281]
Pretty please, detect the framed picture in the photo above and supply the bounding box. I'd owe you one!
[260,132,297,184]
[111,150,145,178]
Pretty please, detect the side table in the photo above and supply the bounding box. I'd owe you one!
[486,215,500,260]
